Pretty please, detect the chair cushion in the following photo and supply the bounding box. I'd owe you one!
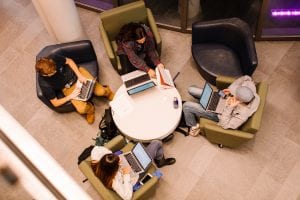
[192,43,243,85]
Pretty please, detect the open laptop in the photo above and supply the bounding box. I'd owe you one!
[73,79,96,101]
[199,82,226,114]
[120,142,152,175]
[121,70,156,95]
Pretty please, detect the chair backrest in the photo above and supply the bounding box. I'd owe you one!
[240,81,268,133]
[99,1,148,41]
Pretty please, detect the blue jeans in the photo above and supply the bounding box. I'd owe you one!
[183,86,219,127]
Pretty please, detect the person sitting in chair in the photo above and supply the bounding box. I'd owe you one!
[35,54,114,124]
[183,75,260,136]
[116,22,164,78]
[91,140,175,200]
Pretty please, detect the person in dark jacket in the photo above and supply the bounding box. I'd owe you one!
[116,22,164,78]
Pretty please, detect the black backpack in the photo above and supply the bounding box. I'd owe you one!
[99,107,118,140]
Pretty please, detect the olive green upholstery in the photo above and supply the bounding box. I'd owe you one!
[99,0,162,74]
[78,135,159,200]
[199,75,268,148]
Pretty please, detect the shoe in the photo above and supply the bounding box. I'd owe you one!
[162,133,174,143]
[189,123,200,137]
[86,103,95,124]
[155,157,176,168]
[104,86,114,101]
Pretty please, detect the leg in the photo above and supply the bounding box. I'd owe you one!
[183,101,218,127]
[63,85,95,124]
[78,67,114,100]
[119,54,137,75]
[188,85,203,99]
[145,140,176,168]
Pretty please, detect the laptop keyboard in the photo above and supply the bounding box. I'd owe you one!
[78,80,94,99]
[208,92,220,111]
[125,154,142,173]
[124,74,150,88]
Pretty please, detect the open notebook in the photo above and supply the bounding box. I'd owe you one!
[155,66,174,88]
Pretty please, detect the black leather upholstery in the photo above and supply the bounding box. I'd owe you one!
[192,18,257,85]
[36,40,99,113]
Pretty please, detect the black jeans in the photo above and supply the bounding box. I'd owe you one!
[119,54,156,75]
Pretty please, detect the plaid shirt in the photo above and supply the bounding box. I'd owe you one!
[116,25,161,72]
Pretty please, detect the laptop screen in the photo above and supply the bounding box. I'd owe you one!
[132,143,152,169]
[127,82,156,95]
[199,83,213,109]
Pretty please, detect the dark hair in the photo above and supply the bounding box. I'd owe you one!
[91,153,120,188]
[116,22,146,43]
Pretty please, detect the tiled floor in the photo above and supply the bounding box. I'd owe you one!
[0,1,300,200]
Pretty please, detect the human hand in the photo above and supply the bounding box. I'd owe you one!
[68,87,80,100]
[121,166,131,175]
[78,74,87,84]
[148,69,156,78]
[226,96,240,107]
[157,63,165,69]
[223,88,230,95]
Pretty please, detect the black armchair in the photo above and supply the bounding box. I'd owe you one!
[36,40,99,113]
[192,18,258,85]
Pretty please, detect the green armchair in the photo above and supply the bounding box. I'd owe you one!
[99,0,162,74]
[78,135,159,200]
[199,76,268,148]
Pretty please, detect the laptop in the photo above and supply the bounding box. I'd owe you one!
[73,79,96,101]
[121,70,156,95]
[199,82,226,114]
[119,142,152,175]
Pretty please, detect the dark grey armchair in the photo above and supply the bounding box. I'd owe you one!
[36,40,99,113]
[192,18,258,85]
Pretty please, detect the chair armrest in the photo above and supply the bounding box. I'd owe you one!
[147,8,162,56]
[204,123,254,148]
[99,22,117,68]
[104,135,126,152]
[216,76,236,89]
[133,176,159,200]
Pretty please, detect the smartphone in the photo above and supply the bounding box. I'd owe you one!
[140,173,152,185]
[218,90,226,98]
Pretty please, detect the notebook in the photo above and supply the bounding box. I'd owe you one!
[155,66,174,88]
[199,82,226,114]
[121,70,156,95]
[73,79,96,101]
[120,142,152,175]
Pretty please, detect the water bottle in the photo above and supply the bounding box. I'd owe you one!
[173,97,179,109]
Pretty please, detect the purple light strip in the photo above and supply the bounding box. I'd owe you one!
[271,9,300,17]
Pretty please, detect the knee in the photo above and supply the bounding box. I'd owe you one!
[75,103,89,114]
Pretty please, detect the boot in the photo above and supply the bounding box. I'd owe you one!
[86,103,95,124]
[155,156,176,168]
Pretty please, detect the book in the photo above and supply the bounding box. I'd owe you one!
[155,66,174,89]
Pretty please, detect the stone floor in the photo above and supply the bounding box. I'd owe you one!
[0,1,300,200]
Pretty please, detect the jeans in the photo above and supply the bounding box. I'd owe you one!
[145,140,164,160]
[183,86,219,127]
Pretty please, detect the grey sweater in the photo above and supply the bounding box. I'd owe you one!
[218,75,260,129]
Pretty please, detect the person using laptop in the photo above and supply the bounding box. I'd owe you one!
[182,75,260,136]
[35,54,114,124]
[116,22,165,78]
[91,140,175,200]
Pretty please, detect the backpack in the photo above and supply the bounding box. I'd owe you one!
[77,145,94,165]
[99,107,118,140]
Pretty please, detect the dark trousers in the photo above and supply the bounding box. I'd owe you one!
[119,54,156,75]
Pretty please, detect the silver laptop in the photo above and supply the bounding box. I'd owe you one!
[73,79,96,101]
[199,82,226,114]
[120,142,152,175]
[121,70,156,95]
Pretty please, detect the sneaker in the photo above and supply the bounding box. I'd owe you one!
[189,123,200,136]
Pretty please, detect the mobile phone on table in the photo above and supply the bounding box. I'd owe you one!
[140,173,152,185]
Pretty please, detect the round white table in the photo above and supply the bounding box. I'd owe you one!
[110,84,182,142]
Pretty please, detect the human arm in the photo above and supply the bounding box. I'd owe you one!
[49,87,80,107]
[65,58,87,84]
[112,171,133,200]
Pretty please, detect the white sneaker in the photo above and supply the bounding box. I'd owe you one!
[189,123,200,137]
